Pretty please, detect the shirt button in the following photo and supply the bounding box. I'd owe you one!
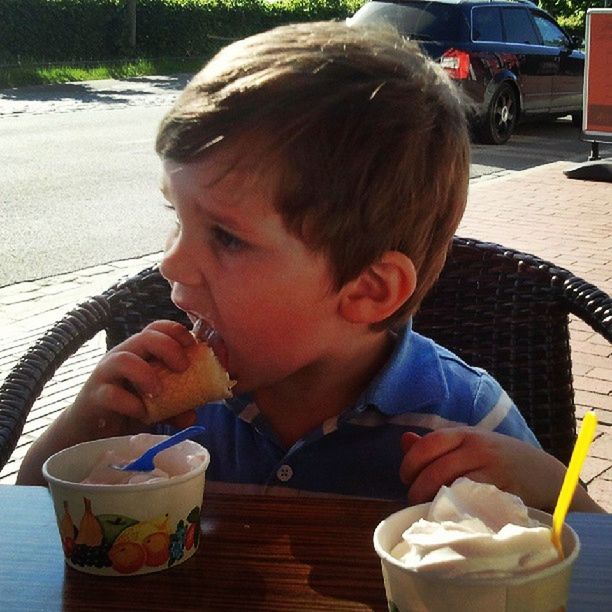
[276,464,293,482]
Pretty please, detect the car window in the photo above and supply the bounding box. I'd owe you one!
[349,1,460,41]
[472,7,503,42]
[501,8,539,44]
[532,13,569,47]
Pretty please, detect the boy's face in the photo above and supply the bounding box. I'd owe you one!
[160,151,347,393]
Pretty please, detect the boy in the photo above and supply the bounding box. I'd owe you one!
[18,21,603,512]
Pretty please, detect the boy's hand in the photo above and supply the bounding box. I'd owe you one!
[16,320,198,486]
[68,320,196,435]
[399,428,569,512]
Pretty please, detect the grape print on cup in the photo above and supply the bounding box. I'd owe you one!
[59,498,202,575]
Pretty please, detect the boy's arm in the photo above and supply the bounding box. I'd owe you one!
[17,402,138,485]
[16,320,195,485]
[399,429,606,513]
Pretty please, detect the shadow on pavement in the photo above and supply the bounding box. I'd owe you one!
[0,74,192,105]
[471,118,611,172]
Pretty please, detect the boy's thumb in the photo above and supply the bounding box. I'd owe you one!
[400,431,421,454]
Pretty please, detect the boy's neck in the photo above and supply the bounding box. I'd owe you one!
[253,330,396,449]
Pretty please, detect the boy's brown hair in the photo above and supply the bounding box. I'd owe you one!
[156,21,470,328]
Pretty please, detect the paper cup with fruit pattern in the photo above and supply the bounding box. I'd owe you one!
[43,435,209,576]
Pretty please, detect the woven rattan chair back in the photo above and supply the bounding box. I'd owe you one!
[415,239,610,465]
[1,237,611,470]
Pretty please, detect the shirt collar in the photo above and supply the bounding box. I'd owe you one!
[359,319,449,415]
[224,319,449,419]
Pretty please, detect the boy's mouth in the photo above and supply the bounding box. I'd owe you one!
[192,318,230,372]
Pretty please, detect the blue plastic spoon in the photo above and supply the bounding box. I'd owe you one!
[114,425,206,472]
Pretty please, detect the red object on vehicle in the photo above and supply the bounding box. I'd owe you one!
[440,49,471,79]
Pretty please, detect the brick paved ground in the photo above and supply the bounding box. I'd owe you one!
[1,161,610,510]
[459,161,612,510]
[0,254,162,481]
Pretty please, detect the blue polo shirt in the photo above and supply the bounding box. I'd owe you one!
[160,322,540,500]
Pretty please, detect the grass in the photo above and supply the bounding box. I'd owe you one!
[0,57,207,89]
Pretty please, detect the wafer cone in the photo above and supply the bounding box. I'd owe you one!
[143,342,235,424]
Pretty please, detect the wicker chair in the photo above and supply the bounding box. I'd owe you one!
[1,236,611,471]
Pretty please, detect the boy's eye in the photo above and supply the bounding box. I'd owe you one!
[212,226,246,251]
[162,202,180,226]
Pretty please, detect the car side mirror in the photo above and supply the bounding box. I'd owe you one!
[570,35,584,49]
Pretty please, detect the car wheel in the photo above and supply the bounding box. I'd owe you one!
[475,83,518,145]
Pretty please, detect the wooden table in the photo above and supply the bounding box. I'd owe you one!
[0,485,609,611]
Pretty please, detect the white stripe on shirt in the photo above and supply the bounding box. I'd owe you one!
[238,402,259,423]
[348,410,468,430]
[475,390,513,431]
[321,416,339,435]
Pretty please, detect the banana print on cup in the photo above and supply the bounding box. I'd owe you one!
[58,497,201,574]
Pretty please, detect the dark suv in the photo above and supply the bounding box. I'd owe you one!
[349,0,585,143]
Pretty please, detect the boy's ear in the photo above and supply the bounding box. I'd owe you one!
[338,251,416,325]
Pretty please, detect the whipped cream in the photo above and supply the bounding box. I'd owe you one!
[81,433,207,485]
[391,478,559,578]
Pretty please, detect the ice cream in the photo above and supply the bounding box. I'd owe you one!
[81,433,208,485]
[390,478,559,578]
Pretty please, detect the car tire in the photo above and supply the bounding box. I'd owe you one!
[475,83,518,145]
[571,112,583,128]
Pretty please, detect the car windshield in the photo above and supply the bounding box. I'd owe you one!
[350,1,460,41]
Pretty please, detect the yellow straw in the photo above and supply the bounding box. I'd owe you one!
[551,410,598,556]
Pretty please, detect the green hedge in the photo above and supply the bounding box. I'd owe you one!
[539,1,609,39]
[3,0,599,66]
[0,0,364,65]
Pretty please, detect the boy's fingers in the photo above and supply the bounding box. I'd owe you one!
[400,431,421,454]
[100,351,163,398]
[143,320,195,347]
[406,447,484,505]
[118,329,193,372]
[399,428,466,485]
[92,383,148,421]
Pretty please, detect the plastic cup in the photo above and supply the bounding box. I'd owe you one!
[43,435,210,576]
[373,503,579,612]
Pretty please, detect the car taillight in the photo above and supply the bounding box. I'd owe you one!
[440,49,470,80]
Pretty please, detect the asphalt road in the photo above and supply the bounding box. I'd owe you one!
[1,76,609,286]
[1,105,173,286]
[0,77,188,287]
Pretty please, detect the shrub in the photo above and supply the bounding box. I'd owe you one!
[0,0,365,65]
[538,0,609,39]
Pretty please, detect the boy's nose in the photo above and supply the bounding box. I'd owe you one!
[159,236,201,287]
